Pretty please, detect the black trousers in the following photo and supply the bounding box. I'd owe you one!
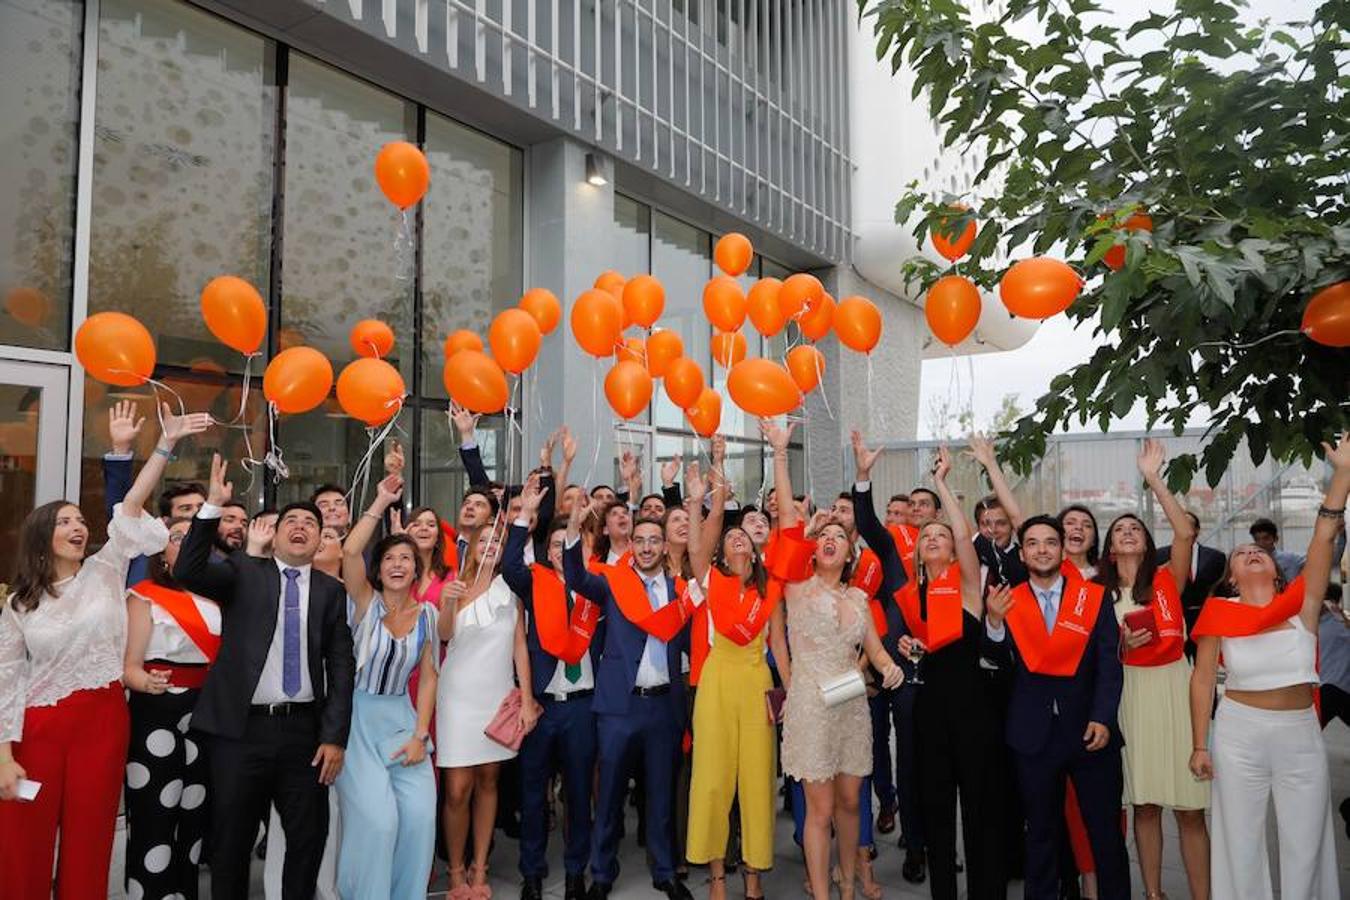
[208,710,328,900]
[126,688,210,900]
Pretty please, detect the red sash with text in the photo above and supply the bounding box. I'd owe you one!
[597,562,693,642]
[894,564,964,652]
[763,524,816,583]
[708,567,782,645]
[1061,559,1082,581]
[851,548,889,638]
[1005,578,1105,676]
[1121,569,1185,667]
[530,564,599,664]
[130,580,221,663]
[889,524,920,581]
[1192,576,1306,639]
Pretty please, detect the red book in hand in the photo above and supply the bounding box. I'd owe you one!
[1123,607,1158,645]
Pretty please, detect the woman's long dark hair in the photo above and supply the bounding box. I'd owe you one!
[369,534,426,591]
[1095,513,1159,605]
[662,507,694,580]
[1057,504,1101,566]
[10,501,75,613]
[712,525,768,596]
[406,506,450,580]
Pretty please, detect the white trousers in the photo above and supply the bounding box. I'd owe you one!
[263,794,342,900]
[1210,699,1340,900]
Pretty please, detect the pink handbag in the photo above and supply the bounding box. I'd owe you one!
[483,688,525,751]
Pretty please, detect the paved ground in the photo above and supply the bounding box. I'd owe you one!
[110,719,1350,899]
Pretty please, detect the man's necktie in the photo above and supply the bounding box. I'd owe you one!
[283,568,302,698]
[1038,590,1057,634]
[564,588,582,683]
[645,577,669,682]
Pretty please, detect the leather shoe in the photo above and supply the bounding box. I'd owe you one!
[521,878,543,900]
[654,879,694,900]
[901,849,926,884]
[565,874,587,900]
[876,802,897,835]
[586,882,611,900]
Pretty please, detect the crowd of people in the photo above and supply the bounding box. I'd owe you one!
[0,397,1346,900]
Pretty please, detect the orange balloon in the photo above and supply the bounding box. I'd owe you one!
[834,296,883,353]
[779,273,823,321]
[799,291,835,342]
[350,319,395,359]
[75,312,156,387]
[4,286,49,328]
[336,357,406,426]
[605,360,654,420]
[746,278,786,337]
[443,349,509,413]
[1000,257,1083,319]
[489,308,543,374]
[1302,281,1350,347]
[684,388,723,437]
[663,356,705,408]
[374,141,430,209]
[201,275,266,355]
[518,288,562,335]
[571,289,624,357]
[702,276,747,332]
[646,330,684,378]
[714,233,754,277]
[617,336,647,366]
[622,275,665,329]
[1102,212,1154,271]
[931,207,977,262]
[594,270,627,299]
[925,275,982,346]
[711,330,748,368]
[264,346,334,414]
[786,345,826,393]
[727,358,803,417]
[444,330,484,359]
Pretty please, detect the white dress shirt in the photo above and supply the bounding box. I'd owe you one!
[634,572,671,689]
[986,575,1065,643]
[252,557,315,703]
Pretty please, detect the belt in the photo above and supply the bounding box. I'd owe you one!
[145,660,210,690]
[249,701,315,717]
[543,688,594,703]
[631,684,671,697]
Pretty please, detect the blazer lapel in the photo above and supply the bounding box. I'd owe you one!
[306,573,326,695]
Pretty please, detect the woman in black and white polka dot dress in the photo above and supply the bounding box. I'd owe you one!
[123,516,223,900]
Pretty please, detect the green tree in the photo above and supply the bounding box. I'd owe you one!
[862,0,1349,489]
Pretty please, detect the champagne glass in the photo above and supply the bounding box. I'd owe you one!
[908,638,927,685]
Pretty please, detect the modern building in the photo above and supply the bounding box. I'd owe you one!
[0,0,1038,545]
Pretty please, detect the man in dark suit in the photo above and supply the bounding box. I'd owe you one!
[983,515,1129,900]
[175,454,355,900]
[1158,511,1225,658]
[562,494,693,900]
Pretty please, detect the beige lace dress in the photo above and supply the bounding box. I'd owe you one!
[780,576,872,782]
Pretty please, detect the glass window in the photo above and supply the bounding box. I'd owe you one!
[420,404,508,517]
[0,0,82,351]
[651,211,712,429]
[611,193,651,275]
[283,54,414,381]
[421,111,522,398]
[88,0,276,370]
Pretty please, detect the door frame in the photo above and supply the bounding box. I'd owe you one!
[0,360,71,508]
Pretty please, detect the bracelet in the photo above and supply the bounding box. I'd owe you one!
[1192,746,1208,752]
[1318,505,1346,519]
[362,511,381,521]
[154,446,176,461]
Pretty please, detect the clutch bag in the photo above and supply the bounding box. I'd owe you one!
[818,670,867,708]
[764,687,786,724]
[483,688,525,751]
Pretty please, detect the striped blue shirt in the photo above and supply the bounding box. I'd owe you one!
[351,594,439,696]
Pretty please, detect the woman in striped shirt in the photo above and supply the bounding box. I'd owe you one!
[336,473,440,900]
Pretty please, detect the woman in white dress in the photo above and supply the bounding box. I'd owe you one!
[437,526,539,899]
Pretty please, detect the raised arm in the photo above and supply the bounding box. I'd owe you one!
[661,454,685,508]
[103,400,142,519]
[451,401,491,486]
[850,430,908,595]
[966,433,1025,530]
[619,449,642,507]
[173,454,237,602]
[121,404,212,519]
[344,474,403,622]
[1303,434,1350,630]
[556,426,577,490]
[1139,438,1195,589]
[685,460,714,582]
[931,446,984,612]
[761,418,799,531]
[563,494,612,603]
[504,474,547,599]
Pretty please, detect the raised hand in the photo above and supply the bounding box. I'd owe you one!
[449,401,480,445]
[933,445,953,483]
[108,400,145,455]
[711,434,727,469]
[246,516,275,556]
[384,439,405,477]
[389,508,405,535]
[374,473,403,509]
[851,429,883,481]
[619,449,639,482]
[661,454,683,487]
[560,426,578,464]
[965,432,997,469]
[1322,432,1350,473]
[519,472,549,515]
[760,418,797,454]
[804,508,832,539]
[159,403,212,446]
[1136,437,1166,481]
[685,460,705,506]
[985,583,1013,629]
[539,428,559,469]
[207,453,234,506]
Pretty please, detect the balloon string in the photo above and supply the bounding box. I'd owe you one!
[394,209,414,283]
[346,404,405,511]
[262,403,290,482]
[812,345,835,422]
[584,357,604,489]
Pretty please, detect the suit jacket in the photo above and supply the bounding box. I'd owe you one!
[1157,542,1225,633]
[173,515,355,745]
[561,540,690,727]
[501,523,604,698]
[982,584,1123,756]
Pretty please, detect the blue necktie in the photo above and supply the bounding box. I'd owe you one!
[283,568,302,698]
[1038,589,1057,633]
[644,577,669,683]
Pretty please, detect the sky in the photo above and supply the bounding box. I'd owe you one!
[914,0,1321,440]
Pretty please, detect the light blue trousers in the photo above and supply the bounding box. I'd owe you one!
[335,691,437,900]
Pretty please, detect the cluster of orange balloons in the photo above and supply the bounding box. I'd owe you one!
[443,288,561,414]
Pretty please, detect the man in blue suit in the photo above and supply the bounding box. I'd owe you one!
[562,494,693,900]
[983,515,1130,900]
[503,477,601,900]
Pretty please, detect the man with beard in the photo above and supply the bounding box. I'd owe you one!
[216,501,248,554]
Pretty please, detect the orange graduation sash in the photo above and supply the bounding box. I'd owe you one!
[1121,569,1185,667]
[708,567,782,645]
[763,524,816,583]
[597,561,693,642]
[894,564,965,652]
[1061,559,1082,580]
[130,580,221,663]
[888,524,919,581]
[1192,576,1306,639]
[530,564,599,664]
[850,548,890,638]
[1004,577,1105,676]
